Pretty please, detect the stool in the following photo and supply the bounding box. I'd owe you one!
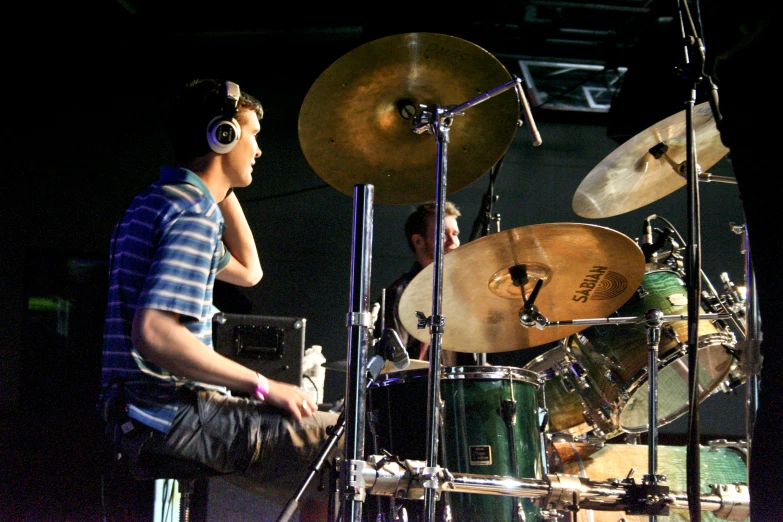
[98,390,228,520]
[132,452,227,522]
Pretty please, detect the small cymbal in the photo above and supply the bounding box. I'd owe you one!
[573,102,728,218]
[322,358,429,373]
[298,32,520,205]
[398,223,645,352]
[322,360,350,372]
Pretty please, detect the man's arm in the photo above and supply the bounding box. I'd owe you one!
[216,191,263,287]
[133,308,316,421]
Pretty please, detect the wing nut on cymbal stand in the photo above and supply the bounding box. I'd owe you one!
[518,278,548,329]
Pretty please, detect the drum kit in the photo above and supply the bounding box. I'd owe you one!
[284,30,752,522]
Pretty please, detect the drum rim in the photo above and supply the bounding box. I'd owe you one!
[442,365,541,385]
[371,365,543,388]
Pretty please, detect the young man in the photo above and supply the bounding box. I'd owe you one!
[98,79,338,515]
[375,201,476,366]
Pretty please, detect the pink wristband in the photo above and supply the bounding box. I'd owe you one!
[254,373,269,401]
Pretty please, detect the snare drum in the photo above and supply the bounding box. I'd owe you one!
[366,366,545,522]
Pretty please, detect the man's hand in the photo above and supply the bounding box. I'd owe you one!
[265,379,318,422]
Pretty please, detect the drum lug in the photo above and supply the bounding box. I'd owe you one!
[698,331,736,349]
[538,507,567,520]
[559,359,591,392]
[661,323,681,344]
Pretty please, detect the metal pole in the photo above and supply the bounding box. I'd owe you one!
[340,184,374,522]
[422,110,449,522]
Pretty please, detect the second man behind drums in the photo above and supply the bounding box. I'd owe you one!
[373,201,477,367]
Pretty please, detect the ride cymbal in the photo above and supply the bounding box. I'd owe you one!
[298,32,520,204]
[398,223,645,352]
[573,102,728,218]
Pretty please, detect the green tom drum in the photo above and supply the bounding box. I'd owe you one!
[365,366,546,522]
[527,268,738,440]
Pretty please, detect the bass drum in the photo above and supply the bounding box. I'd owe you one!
[365,366,545,522]
[549,441,748,522]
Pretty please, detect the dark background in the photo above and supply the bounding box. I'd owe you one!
[1,2,751,520]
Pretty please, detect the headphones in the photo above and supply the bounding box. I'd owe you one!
[206,81,241,154]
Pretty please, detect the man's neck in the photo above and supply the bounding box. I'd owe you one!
[180,155,229,203]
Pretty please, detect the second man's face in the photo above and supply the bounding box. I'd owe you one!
[419,214,460,267]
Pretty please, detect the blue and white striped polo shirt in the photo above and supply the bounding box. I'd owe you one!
[101,166,231,433]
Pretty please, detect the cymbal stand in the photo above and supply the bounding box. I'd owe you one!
[643,309,667,522]
[411,76,539,522]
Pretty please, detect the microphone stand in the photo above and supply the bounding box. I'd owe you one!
[276,355,388,522]
[470,159,503,366]
[469,159,503,242]
[674,1,709,518]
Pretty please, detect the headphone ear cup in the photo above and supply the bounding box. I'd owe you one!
[206,116,241,154]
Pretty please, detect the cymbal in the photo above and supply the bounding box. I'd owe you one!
[322,358,429,374]
[398,223,645,352]
[573,102,729,218]
[298,32,520,205]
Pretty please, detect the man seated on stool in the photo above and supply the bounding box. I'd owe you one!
[97,78,339,519]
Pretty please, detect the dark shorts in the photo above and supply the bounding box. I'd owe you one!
[118,390,341,504]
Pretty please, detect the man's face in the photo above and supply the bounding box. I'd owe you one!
[416,214,460,267]
[223,111,262,188]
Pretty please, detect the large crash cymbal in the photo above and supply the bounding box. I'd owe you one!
[573,102,728,218]
[298,32,520,205]
[399,223,645,352]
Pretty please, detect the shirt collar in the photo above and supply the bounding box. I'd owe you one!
[159,166,216,204]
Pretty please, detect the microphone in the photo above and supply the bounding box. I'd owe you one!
[640,215,656,262]
[650,227,672,256]
[377,328,410,371]
[513,78,542,146]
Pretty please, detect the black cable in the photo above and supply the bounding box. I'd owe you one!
[303,374,320,404]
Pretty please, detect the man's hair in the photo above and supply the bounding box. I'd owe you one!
[168,78,264,163]
[404,201,461,253]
